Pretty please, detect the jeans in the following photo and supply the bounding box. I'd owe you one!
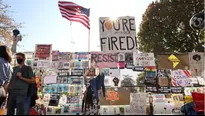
[24,96,31,115]
[6,94,26,115]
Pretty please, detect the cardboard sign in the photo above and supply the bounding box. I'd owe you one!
[133,53,155,66]
[157,54,189,70]
[99,16,137,52]
[188,52,204,76]
[91,52,118,68]
[71,69,83,76]
[99,88,130,105]
[34,44,52,60]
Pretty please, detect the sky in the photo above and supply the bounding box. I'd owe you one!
[3,0,154,52]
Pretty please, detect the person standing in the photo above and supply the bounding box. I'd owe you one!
[0,45,12,106]
[7,52,35,115]
[82,65,105,115]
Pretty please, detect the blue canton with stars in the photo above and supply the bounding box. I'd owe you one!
[80,7,90,17]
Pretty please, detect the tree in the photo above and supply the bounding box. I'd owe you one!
[138,0,204,53]
[136,72,146,92]
[121,74,137,93]
[0,0,22,46]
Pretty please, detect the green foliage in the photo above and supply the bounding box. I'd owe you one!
[0,0,22,46]
[138,0,204,53]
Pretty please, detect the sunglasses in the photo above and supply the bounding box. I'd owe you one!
[89,70,94,72]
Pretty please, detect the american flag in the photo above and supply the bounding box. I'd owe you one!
[58,1,90,29]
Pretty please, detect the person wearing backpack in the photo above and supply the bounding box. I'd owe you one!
[6,52,35,115]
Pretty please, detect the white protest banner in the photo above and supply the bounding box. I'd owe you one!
[188,52,204,76]
[171,70,193,87]
[133,53,155,66]
[130,93,146,115]
[91,52,118,68]
[99,16,137,52]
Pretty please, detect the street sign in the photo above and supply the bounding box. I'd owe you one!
[168,54,180,68]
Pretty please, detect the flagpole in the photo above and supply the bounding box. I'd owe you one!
[88,28,91,68]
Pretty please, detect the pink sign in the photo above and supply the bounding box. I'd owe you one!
[91,52,118,68]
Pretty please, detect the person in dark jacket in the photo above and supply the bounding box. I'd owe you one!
[82,65,105,115]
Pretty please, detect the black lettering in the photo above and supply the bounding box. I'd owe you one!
[127,36,134,50]
[113,20,120,31]
[135,37,138,50]
[109,54,115,62]
[98,54,102,62]
[100,20,105,32]
[100,38,106,51]
[119,36,126,50]
[102,54,108,62]
[91,54,98,63]
[129,18,135,31]
[111,37,119,50]
[108,37,111,50]
[122,19,129,31]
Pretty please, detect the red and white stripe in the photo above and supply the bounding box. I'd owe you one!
[171,77,179,86]
[58,1,90,29]
[183,70,191,78]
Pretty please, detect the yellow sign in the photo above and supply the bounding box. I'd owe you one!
[168,54,180,68]
[184,96,193,103]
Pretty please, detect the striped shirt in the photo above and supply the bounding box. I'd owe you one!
[0,58,12,85]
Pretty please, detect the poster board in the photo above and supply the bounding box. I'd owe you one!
[99,87,130,105]
[99,16,137,52]
[34,44,52,60]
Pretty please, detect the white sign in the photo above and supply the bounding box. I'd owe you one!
[130,93,146,115]
[99,16,137,52]
[188,52,204,76]
[171,70,193,87]
[133,53,155,66]
[37,60,51,68]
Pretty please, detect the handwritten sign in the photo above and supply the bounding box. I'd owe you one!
[171,70,193,87]
[133,53,155,66]
[91,52,118,68]
[34,44,52,60]
[130,93,146,115]
[99,16,137,52]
